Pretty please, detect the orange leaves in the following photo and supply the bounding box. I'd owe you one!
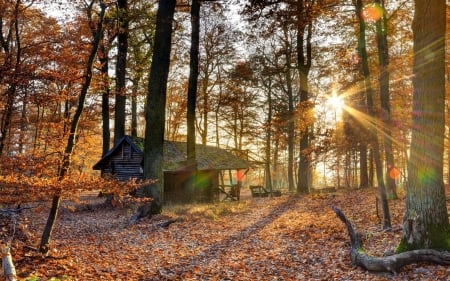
[10,189,450,280]
[0,175,146,206]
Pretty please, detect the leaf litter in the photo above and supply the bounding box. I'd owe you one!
[8,188,450,280]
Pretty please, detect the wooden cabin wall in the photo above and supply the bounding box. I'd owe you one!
[163,170,219,204]
[109,142,144,181]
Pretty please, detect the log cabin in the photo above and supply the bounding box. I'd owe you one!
[92,135,249,203]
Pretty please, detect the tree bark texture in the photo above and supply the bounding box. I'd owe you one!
[333,206,450,274]
[114,0,129,145]
[143,0,176,201]
[187,0,200,165]
[402,0,448,250]
[296,0,312,194]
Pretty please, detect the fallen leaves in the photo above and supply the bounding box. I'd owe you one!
[7,188,450,280]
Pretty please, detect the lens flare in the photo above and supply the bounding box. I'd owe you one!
[389,167,400,180]
[418,166,436,186]
[362,3,384,22]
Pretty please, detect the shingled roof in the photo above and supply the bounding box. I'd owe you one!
[92,135,249,171]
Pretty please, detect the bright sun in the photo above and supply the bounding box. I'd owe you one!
[328,95,345,111]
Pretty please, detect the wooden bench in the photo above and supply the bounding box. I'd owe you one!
[249,185,268,197]
[219,184,241,201]
[249,185,282,198]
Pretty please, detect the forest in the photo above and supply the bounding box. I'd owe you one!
[0,0,449,280]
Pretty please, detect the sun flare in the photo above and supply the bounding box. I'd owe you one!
[328,94,345,111]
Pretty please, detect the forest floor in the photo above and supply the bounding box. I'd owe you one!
[7,186,450,280]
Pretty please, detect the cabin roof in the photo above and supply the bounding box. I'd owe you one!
[92,135,249,171]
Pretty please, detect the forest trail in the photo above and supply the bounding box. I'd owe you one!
[13,187,450,280]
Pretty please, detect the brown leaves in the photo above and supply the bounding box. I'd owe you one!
[0,176,148,206]
[10,188,450,280]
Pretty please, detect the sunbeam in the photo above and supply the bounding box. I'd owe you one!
[337,98,406,151]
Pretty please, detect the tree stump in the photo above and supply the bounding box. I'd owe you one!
[1,246,17,281]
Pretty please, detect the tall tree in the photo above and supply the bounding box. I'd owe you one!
[99,39,111,156]
[39,0,107,254]
[400,0,448,250]
[244,0,317,194]
[296,0,313,194]
[374,0,397,199]
[222,61,258,150]
[354,0,370,189]
[113,0,129,144]
[187,0,200,166]
[142,0,177,204]
[280,24,297,193]
[196,5,235,146]
[98,15,116,156]
[354,0,390,228]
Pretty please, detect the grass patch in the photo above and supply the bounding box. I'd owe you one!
[163,201,251,221]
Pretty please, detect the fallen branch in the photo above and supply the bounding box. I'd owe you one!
[1,204,37,281]
[156,219,177,228]
[332,205,450,274]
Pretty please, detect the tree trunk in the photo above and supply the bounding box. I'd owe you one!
[283,25,295,193]
[375,0,397,199]
[355,0,391,229]
[0,0,21,157]
[0,87,16,157]
[401,0,449,251]
[296,1,312,194]
[187,0,200,165]
[131,83,138,138]
[265,80,273,193]
[142,0,176,205]
[39,1,106,254]
[114,0,129,144]
[99,42,110,156]
[359,145,369,188]
[130,70,143,138]
[18,90,27,154]
[200,77,208,145]
[354,0,370,190]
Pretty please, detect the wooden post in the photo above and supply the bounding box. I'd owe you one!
[2,246,17,281]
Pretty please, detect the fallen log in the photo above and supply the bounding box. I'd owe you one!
[332,205,450,274]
